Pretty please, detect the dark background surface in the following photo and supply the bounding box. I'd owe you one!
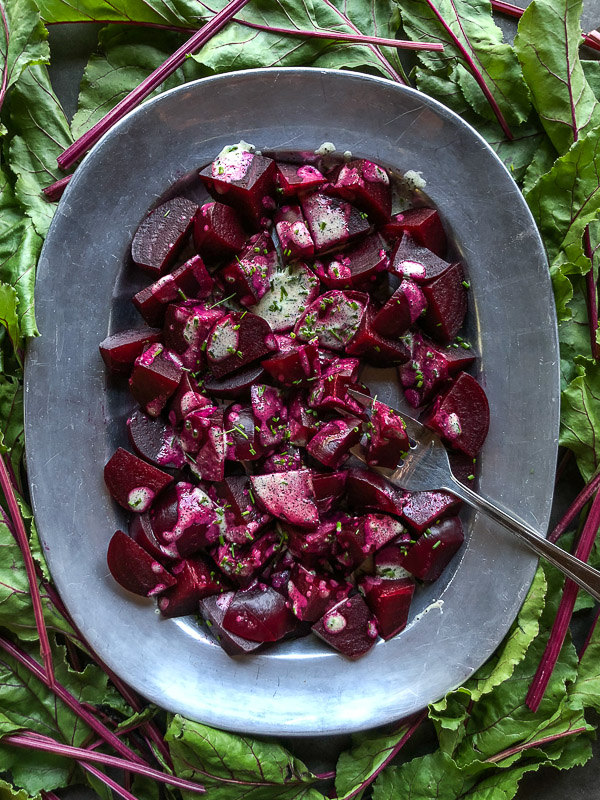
[44,2,600,797]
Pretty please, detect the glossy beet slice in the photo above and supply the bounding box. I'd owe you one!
[179,404,221,455]
[276,162,325,196]
[375,542,415,580]
[419,262,468,343]
[421,371,489,458]
[200,592,262,655]
[131,197,197,277]
[288,392,320,446]
[206,311,277,378]
[199,145,277,229]
[215,475,271,543]
[346,468,405,517]
[274,205,315,260]
[252,261,320,333]
[193,201,247,260]
[315,234,388,289]
[222,585,296,642]
[320,354,360,381]
[158,555,228,617]
[382,207,447,256]
[359,575,415,639]
[364,513,407,551]
[104,448,173,513]
[132,256,213,326]
[261,340,320,387]
[306,419,362,469]
[334,515,371,569]
[204,362,266,399]
[286,519,337,563]
[449,451,477,486]
[312,595,378,659]
[308,375,367,418]
[332,159,391,224]
[345,309,411,365]
[399,333,475,408]
[294,290,368,352]
[223,403,264,461]
[168,374,210,426]
[99,327,162,376]
[163,302,224,371]
[220,232,277,306]
[107,531,176,597]
[127,409,184,469]
[129,344,184,417]
[367,399,410,469]
[287,564,351,622]
[389,233,451,284]
[129,513,174,565]
[402,490,462,534]
[312,471,347,514]
[214,531,281,587]
[251,470,319,529]
[400,517,464,581]
[149,482,220,557]
[373,280,426,338]
[300,192,371,253]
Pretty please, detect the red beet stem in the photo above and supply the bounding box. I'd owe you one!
[3,732,206,794]
[43,175,72,201]
[0,453,55,688]
[526,489,600,711]
[485,725,589,763]
[579,605,600,661]
[548,467,600,543]
[56,0,252,170]
[0,637,148,767]
[490,0,600,52]
[79,762,140,800]
[584,225,600,360]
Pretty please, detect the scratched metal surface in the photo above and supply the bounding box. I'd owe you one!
[25,68,559,736]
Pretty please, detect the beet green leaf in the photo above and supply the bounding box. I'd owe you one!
[34,0,200,27]
[0,0,49,113]
[560,357,600,481]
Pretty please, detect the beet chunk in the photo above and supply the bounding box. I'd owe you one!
[421,372,489,458]
[345,468,405,517]
[401,517,464,580]
[104,448,173,513]
[389,233,451,284]
[131,197,197,277]
[287,564,350,622]
[306,419,361,469]
[312,472,347,514]
[332,159,391,224]
[399,333,475,408]
[359,575,415,639]
[99,327,162,376]
[193,201,247,260]
[419,262,468,343]
[300,192,371,253]
[129,344,183,417]
[276,162,325,196]
[261,340,320,386]
[158,555,228,617]
[274,205,315,260]
[313,234,388,289]
[222,585,296,642]
[127,409,185,469]
[373,280,426,338]
[223,403,264,461]
[200,592,262,655]
[133,256,213,326]
[312,595,378,659]
[163,302,224,372]
[402,490,462,534]
[204,363,266,399]
[346,309,411,365]
[213,530,281,587]
[148,482,220,558]
[294,290,368,352]
[220,232,277,306]
[214,475,271,542]
[129,513,174,565]
[206,311,277,378]
[367,399,410,469]
[251,470,320,529]
[107,531,176,597]
[383,207,447,256]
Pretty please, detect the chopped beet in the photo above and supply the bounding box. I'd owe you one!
[220,232,277,306]
[224,403,264,461]
[107,531,176,597]
[332,159,391,224]
[312,471,347,514]
[367,399,410,469]
[300,192,371,253]
[312,595,378,659]
[179,405,221,456]
[261,340,321,387]
[252,261,320,333]
[346,309,411,365]
[262,447,303,474]
[163,302,224,371]
[168,374,210,426]
[389,233,451,284]
[158,555,228,617]
[191,424,226,482]
[449,451,477,486]
[127,409,185,469]
[199,145,276,229]
[383,207,447,256]
[345,468,405,517]
[131,197,198,277]
[313,233,388,288]
[206,311,277,378]
[308,374,368,418]
[129,512,175,565]
[276,162,325,196]
[334,515,371,569]
[274,205,315,260]
[375,542,415,580]
[99,327,162,376]
[104,448,173,513]
[402,490,462,534]
[359,575,415,639]
[251,470,319,529]
[306,419,362,469]
[419,262,468,343]
[204,362,266,398]
[214,475,271,543]
[288,392,320,446]
[129,344,184,416]
[250,384,288,449]
[421,372,489,458]
[400,517,464,581]
[199,592,263,655]
[364,513,407,551]
[285,519,337,563]
[287,564,351,622]
[193,201,248,260]
[222,585,296,642]
[133,256,213,327]
[149,482,220,558]
[213,531,281,587]
[373,280,426,338]
[320,354,360,382]
[399,333,475,408]
[294,290,368,352]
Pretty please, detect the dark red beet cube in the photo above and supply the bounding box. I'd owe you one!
[204,363,266,399]
[163,302,224,371]
[334,515,372,569]
[129,512,174,565]
[251,470,320,529]
[107,531,176,597]
[127,409,184,469]
[132,256,213,327]
[276,162,325,196]
[389,233,451,284]
[214,475,271,543]
[346,468,405,517]
[385,207,447,256]
[312,471,347,514]
[401,517,464,581]
[300,192,371,253]
[332,159,391,224]
[364,513,407,551]
[346,309,411,365]
[375,542,414,580]
[399,333,476,408]
[359,575,415,639]
[274,205,315,260]
[306,419,362,469]
[99,327,162,376]
[402,490,462,534]
[206,311,277,378]
[308,375,367,418]
[149,482,220,557]
[167,374,210,426]
[104,448,173,513]
[421,372,489,457]
[287,564,351,622]
[220,232,277,306]
[199,145,276,230]
[367,399,410,469]
[261,340,321,387]
[314,234,388,289]
[250,384,288,449]
[222,585,296,642]
[286,519,337,563]
[129,344,184,417]
[199,592,262,655]
[193,201,247,260]
[419,262,468,343]
[288,392,320,447]
[131,197,197,277]
[373,280,426,338]
[312,595,379,659]
[320,354,360,382]
[294,290,368,352]
[158,555,228,617]
[224,403,264,461]
[214,531,280,587]
[262,447,303,474]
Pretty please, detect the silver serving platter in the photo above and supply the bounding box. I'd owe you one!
[25,68,559,736]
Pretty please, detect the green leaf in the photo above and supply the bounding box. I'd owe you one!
[559,277,594,389]
[568,612,600,711]
[551,266,575,323]
[35,0,200,26]
[373,751,468,800]
[7,64,73,237]
[525,124,600,271]
[582,59,600,99]
[165,714,324,800]
[398,0,530,127]
[0,777,32,800]
[514,0,600,156]
[0,373,24,487]
[560,356,600,480]
[521,136,557,195]
[0,283,21,357]
[0,0,49,106]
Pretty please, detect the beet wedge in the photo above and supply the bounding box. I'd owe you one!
[250,469,319,529]
[131,197,197,277]
[107,530,176,597]
[312,595,378,659]
[421,372,489,458]
[104,448,173,513]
